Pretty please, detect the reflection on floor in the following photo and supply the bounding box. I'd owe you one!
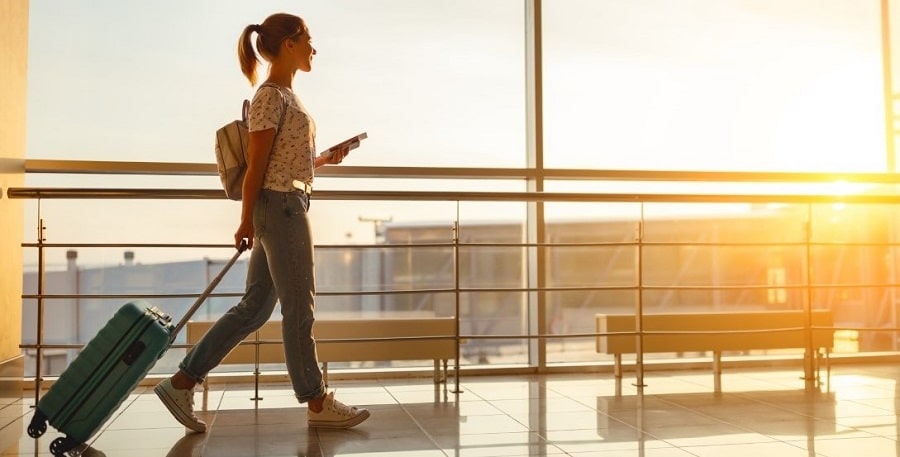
[3,364,900,456]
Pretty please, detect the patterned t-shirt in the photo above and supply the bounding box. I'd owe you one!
[247,84,316,192]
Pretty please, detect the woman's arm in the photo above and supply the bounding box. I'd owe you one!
[235,128,277,249]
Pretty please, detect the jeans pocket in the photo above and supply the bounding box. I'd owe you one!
[282,193,307,218]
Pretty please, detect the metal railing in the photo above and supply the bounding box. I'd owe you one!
[11,162,900,398]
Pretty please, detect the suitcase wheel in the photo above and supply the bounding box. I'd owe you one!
[27,410,47,438]
[49,436,79,457]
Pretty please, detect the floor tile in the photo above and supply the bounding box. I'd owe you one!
[7,365,900,456]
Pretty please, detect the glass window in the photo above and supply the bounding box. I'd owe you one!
[543,1,885,172]
[27,0,526,167]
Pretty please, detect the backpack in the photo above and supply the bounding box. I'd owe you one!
[215,84,288,200]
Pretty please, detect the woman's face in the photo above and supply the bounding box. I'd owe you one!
[287,29,316,73]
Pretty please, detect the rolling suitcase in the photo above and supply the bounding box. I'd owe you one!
[28,244,246,456]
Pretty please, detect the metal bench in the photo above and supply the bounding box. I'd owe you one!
[596,310,834,389]
[187,318,456,408]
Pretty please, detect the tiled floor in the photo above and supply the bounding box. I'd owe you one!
[3,364,900,456]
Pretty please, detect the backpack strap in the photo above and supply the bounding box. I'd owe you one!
[257,83,289,137]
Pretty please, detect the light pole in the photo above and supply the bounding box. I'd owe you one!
[358,216,393,314]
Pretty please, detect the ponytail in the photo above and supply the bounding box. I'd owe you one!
[238,24,260,86]
[236,14,306,86]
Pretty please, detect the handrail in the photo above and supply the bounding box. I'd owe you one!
[20,159,900,183]
[9,187,900,203]
[14,172,900,392]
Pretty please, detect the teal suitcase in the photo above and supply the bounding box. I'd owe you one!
[28,245,245,456]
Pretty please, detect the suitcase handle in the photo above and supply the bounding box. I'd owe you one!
[170,241,248,340]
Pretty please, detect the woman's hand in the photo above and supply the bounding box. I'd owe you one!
[327,143,351,164]
[316,142,355,168]
[235,217,254,250]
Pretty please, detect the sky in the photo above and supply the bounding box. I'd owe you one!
[22,0,891,267]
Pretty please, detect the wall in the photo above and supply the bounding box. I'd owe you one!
[0,0,28,370]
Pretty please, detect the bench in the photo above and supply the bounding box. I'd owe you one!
[596,310,834,388]
[186,317,456,407]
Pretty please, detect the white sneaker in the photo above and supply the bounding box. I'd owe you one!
[154,378,207,433]
[307,392,370,429]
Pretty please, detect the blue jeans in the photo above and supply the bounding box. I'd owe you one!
[180,189,325,403]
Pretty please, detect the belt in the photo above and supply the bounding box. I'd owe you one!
[292,180,312,195]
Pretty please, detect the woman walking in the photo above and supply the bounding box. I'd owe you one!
[155,12,369,432]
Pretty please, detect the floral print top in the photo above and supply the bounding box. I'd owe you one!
[247,84,316,191]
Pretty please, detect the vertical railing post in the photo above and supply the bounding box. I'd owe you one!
[803,204,816,385]
[251,331,262,402]
[634,204,646,390]
[452,218,462,394]
[33,205,46,405]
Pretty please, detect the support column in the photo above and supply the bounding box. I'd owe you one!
[882,0,897,172]
[524,0,546,370]
[0,0,29,417]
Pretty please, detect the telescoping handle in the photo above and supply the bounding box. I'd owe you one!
[171,240,248,339]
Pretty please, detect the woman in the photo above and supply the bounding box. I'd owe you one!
[154,12,369,431]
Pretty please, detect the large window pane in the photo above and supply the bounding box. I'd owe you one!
[543,1,885,171]
[27,0,526,167]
